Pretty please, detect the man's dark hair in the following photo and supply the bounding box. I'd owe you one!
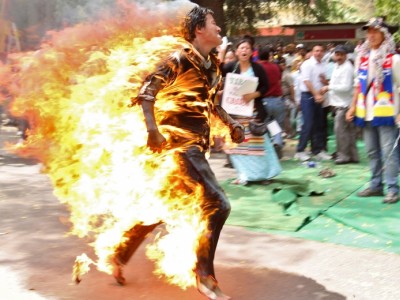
[258,45,272,61]
[181,6,214,42]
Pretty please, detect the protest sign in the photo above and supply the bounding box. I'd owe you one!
[221,73,259,117]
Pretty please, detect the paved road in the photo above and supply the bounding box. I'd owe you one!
[1,126,400,300]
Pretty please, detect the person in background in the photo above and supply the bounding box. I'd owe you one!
[258,45,285,159]
[222,38,281,185]
[346,17,400,204]
[283,43,296,70]
[321,44,359,164]
[223,48,236,65]
[278,57,296,139]
[294,44,331,161]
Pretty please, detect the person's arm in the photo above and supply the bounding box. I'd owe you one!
[136,56,178,152]
[214,105,245,143]
[392,54,400,124]
[346,56,360,122]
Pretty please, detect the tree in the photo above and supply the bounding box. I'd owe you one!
[376,0,400,42]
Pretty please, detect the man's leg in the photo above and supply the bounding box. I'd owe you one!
[112,222,160,285]
[181,147,231,299]
[363,123,384,191]
[378,126,399,199]
[296,93,315,153]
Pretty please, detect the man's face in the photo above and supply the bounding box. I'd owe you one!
[334,52,346,64]
[312,46,324,62]
[199,14,222,48]
[367,28,384,49]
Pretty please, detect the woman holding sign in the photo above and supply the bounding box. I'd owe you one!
[221,37,282,185]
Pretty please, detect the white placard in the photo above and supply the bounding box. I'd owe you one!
[221,73,259,117]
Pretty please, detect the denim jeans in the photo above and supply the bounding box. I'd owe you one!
[363,122,399,194]
[297,92,324,154]
[262,97,285,147]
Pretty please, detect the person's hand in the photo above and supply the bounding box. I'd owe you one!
[242,93,255,104]
[220,36,229,51]
[147,129,167,153]
[231,124,245,143]
[346,106,355,122]
[320,86,329,95]
[314,93,324,103]
[396,114,400,127]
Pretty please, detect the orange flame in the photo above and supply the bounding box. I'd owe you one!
[1,0,230,289]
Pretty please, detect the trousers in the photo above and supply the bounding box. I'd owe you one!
[114,146,231,277]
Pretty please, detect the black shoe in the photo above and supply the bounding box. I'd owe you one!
[383,192,399,204]
[223,162,233,168]
[357,188,384,197]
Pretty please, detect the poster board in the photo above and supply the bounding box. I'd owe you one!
[221,72,259,117]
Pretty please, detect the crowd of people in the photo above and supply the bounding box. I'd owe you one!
[215,18,400,205]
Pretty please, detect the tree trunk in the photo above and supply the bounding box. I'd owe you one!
[190,0,226,35]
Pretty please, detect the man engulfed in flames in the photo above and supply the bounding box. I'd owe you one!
[111,5,244,300]
[3,2,243,300]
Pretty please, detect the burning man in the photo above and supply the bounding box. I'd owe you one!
[112,5,244,300]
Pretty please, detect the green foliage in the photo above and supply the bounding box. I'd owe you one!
[224,0,262,36]
[222,0,360,37]
[376,0,400,42]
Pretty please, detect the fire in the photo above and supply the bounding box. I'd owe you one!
[2,0,230,289]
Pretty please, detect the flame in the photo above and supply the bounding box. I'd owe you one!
[1,0,230,289]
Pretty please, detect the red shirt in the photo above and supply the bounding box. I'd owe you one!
[258,61,282,97]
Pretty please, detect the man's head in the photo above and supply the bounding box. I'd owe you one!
[333,44,347,65]
[312,44,325,62]
[258,45,272,61]
[296,44,307,57]
[181,6,221,46]
[362,17,390,50]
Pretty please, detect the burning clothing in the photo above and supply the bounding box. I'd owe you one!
[135,43,240,151]
[116,43,243,281]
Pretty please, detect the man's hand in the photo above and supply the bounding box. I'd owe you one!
[231,125,245,144]
[314,93,324,103]
[346,106,355,122]
[147,129,167,153]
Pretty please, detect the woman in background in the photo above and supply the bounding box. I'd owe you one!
[221,38,282,185]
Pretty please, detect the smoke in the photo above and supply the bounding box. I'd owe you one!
[7,0,196,50]
[54,0,196,29]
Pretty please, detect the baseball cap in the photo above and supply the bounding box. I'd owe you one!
[334,45,347,53]
[296,43,305,49]
[362,17,389,31]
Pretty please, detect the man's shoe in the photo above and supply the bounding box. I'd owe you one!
[111,256,126,285]
[294,151,310,161]
[383,192,399,204]
[314,151,332,161]
[357,188,384,197]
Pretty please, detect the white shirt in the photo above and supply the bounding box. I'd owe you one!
[299,56,326,92]
[328,60,354,107]
[292,70,301,105]
[354,50,400,121]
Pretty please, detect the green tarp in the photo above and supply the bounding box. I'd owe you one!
[222,139,400,254]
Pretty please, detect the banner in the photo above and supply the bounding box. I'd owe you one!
[221,72,259,117]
